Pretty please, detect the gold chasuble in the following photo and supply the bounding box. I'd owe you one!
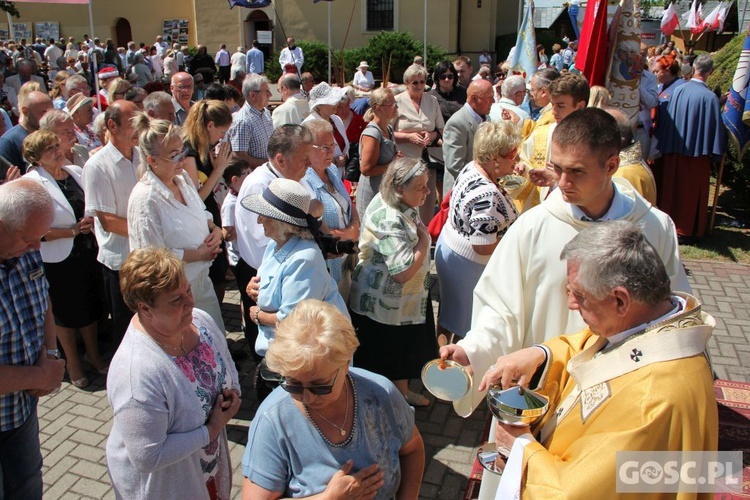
[511,123,555,213]
[520,294,718,499]
[614,142,657,206]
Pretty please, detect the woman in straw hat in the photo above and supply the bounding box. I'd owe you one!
[240,178,348,361]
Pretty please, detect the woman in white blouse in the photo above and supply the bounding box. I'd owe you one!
[127,117,226,331]
[394,64,445,225]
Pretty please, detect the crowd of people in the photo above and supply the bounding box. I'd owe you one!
[0,29,723,500]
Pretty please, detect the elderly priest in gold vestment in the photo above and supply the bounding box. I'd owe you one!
[480,221,717,499]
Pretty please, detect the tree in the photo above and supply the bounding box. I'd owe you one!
[0,2,21,18]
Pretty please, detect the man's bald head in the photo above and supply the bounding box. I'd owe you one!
[467,79,494,116]
[22,91,53,131]
[0,178,54,261]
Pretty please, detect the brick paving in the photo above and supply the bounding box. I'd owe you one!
[36,258,749,499]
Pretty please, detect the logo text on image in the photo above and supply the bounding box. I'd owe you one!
[616,451,742,493]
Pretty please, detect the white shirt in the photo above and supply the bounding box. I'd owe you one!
[221,192,240,267]
[82,142,140,270]
[279,46,304,72]
[127,170,211,282]
[234,162,311,269]
[353,70,375,90]
[234,162,279,269]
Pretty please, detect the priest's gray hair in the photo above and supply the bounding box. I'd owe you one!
[380,157,427,207]
[0,178,54,232]
[560,221,671,305]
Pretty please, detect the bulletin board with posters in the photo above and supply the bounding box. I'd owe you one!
[12,23,33,41]
[162,19,189,46]
[35,22,60,41]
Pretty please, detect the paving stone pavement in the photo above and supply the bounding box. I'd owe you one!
[36,258,749,499]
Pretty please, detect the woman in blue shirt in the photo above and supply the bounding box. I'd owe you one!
[242,299,424,499]
[240,178,348,359]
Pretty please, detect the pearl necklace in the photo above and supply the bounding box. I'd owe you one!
[304,374,357,448]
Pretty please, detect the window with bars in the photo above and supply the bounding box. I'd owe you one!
[366,0,394,31]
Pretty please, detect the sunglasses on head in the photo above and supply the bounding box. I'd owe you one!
[260,366,340,395]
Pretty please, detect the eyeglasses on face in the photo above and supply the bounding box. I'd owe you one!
[261,366,340,395]
[409,80,426,86]
[312,144,335,154]
[159,147,189,164]
[439,73,454,80]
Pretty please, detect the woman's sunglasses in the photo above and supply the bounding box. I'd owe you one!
[261,366,340,395]
[439,73,455,80]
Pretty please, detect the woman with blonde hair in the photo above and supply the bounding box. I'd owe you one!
[356,87,400,220]
[588,85,611,109]
[183,99,234,301]
[434,121,521,342]
[49,72,70,109]
[107,77,132,103]
[394,64,444,225]
[242,299,425,499]
[127,116,226,330]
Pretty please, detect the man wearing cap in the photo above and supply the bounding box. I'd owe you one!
[170,72,194,126]
[95,67,120,111]
[229,74,273,168]
[233,125,313,365]
[246,40,264,75]
[0,91,53,176]
[279,37,304,75]
[353,61,375,92]
[272,74,309,128]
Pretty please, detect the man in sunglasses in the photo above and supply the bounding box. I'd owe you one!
[442,79,494,193]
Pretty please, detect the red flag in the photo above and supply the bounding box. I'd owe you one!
[661,2,679,37]
[686,0,703,35]
[577,0,608,86]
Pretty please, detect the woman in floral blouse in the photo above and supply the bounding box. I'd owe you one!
[106,248,241,500]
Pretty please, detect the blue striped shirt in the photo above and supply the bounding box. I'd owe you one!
[0,250,48,431]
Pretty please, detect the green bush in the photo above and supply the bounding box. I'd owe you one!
[265,32,446,86]
[706,33,750,208]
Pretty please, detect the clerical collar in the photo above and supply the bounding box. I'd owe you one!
[463,102,484,123]
[605,295,686,348]
[569,182,634,222]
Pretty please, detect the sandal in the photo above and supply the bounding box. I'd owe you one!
[71,377,90,389]
[405,391,430,408]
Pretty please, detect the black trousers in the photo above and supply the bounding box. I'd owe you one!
[218,65,230,84]
[102,266,134,349]
[234,258,261,363]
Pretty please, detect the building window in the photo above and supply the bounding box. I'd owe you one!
[366,0,394,31]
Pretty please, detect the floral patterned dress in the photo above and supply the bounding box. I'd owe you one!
[172,325,231,481]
